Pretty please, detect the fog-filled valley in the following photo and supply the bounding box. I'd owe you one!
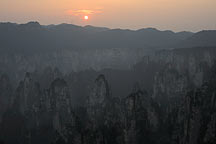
[1,22,216,144]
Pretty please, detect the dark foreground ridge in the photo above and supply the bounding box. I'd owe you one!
[1,47,216,144]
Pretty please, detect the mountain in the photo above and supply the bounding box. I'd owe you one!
[1,45,216,144]
[84,25,110,32]
[1,21,216,81]
[175,30,216,48]
[0,21,193,53]
[0,22,193,74]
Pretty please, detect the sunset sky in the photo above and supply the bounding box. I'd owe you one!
[0,0,216,32]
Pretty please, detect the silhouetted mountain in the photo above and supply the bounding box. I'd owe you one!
[0,21,216,91]
[0,21,193,54]
[175,30,216,48]
[84,25,110,32]
[0,22,195,79]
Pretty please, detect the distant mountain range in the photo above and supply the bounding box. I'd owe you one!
[0,22,190,52]
[176,30,216,48]
[0,21,216,75]
[1,21,216,53]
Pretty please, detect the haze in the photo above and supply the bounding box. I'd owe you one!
[0,0,216,32]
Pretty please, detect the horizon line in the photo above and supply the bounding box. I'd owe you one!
[1,20,216,33]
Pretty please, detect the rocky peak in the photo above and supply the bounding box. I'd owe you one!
[124,86,153,122]
[88,74,110,107]
[14,72,41,115]
[153,65,189,108]
[124,87,160,144]
[50,78,70,113]
[49,78,72,133]
[20,21,41,30]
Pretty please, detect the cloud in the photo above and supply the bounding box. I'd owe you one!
[66,9,102,16]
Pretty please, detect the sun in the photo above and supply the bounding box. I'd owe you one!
[84,16,89,20]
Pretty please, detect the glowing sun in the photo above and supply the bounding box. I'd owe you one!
[84,16,89,20]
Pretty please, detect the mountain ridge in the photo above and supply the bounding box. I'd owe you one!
[0,21,193,34]
[0,21,216,75]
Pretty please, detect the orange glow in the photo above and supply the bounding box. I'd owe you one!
[1,0,216,31]
[84,16,89,20]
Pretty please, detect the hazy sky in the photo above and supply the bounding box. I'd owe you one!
[0,0,216,32]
